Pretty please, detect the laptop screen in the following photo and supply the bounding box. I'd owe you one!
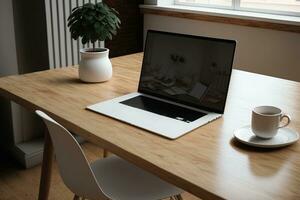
[138,30,236,114]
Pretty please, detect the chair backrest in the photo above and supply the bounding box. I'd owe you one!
[36,110,108,200]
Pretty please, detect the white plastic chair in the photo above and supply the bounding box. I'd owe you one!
[36,110,183,200]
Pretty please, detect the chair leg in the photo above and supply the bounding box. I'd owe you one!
[103,149,108,158]
[174,194,183,200]
[73,195,80,200]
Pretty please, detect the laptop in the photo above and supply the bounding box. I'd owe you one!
[87,30,236,139]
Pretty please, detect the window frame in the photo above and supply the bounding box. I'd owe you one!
[174,0,300,17]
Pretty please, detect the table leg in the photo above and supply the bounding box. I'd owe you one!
[38,128,54,200]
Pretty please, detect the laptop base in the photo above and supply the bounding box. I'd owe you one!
[87,92,221,139]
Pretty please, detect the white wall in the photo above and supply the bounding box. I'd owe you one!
[144,14,300,82]
[0,0,18,76]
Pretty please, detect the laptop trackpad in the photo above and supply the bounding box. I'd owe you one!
[120,95,206,123]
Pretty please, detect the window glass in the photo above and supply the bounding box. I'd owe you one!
[176,0,232,7]
[240,0,300,13]
[176,0,300,15]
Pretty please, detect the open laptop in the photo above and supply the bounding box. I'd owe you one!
[87,30,236,139]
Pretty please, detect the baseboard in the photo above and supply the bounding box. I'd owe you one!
[12,134,86,168]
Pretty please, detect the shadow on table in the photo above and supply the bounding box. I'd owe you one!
[230,138,292,177]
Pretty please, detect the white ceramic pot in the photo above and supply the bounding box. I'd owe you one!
[79,48,112,82]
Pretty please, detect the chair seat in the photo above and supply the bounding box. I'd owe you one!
[91,155,183,200]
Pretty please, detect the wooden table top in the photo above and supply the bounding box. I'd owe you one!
[1,53,300,200]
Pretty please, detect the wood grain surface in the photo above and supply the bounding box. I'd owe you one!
[0,53,300,200]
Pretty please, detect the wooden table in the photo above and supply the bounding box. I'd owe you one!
[0,53,300,200]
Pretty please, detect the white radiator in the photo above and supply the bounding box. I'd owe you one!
[45,0,104,69]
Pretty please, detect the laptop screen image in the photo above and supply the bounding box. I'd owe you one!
[138,30,236,114]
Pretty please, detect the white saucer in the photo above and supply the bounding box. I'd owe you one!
[234,125,299,148]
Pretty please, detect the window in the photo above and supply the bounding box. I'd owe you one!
[175,0,300,16]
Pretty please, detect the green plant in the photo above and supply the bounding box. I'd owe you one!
[67,2,121,51]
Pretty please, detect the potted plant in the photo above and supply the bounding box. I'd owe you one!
[68,2,121,82]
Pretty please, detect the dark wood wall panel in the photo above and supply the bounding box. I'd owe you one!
[104,0,144,58]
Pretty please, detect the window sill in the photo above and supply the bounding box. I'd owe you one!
[140,4,300,33]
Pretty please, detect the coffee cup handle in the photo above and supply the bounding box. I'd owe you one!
[278,114,291,128]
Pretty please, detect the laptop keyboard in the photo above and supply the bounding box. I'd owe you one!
[120,95,207,123]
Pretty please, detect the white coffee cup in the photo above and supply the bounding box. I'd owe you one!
[251,106,291,139]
